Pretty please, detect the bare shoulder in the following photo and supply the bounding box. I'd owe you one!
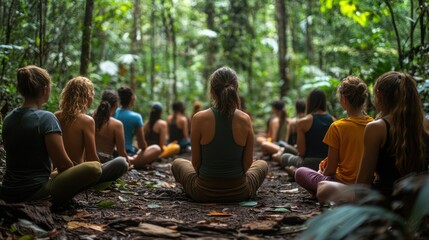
[193,108,213,121]
[297,114,312,125]
[366,119,386,132]
[110,117,124,129]
[234,110,252,126]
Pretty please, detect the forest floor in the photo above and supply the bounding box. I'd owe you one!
[0,144,321,239]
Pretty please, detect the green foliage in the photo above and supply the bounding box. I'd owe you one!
[300,176,429,239]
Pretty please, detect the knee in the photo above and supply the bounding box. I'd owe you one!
[316,181,331,204]
[83,162,103,179]
[116,157,129,171]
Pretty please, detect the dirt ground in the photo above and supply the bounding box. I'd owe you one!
[0,144,322,239]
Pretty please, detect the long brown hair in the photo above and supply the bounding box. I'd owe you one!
[374,71,427,176]
[209,67,240,118]
[93,90,118,131]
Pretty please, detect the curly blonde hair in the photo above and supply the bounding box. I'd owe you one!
[59,76,94,126]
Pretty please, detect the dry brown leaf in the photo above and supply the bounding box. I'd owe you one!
[72,210,91,219]
[242,220,278,231]
[67,221,105,232]
[125,223,180,238]
[207,211,233,217]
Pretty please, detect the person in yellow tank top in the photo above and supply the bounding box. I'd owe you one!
[294,76,373,196]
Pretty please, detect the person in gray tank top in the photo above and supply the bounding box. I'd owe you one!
[171,67,268,202]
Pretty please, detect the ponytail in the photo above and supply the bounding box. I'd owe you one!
[209,67,240,119]
[93,101,111,131]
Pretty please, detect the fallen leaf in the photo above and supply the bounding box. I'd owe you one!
[279,225,307,234]
[67,221,105,232]
[279,188,299,194]
[118,196,128,202]
[241,220,278,232]
[273,207,289,212]
[96,200,116,208]
[148,204,160,209]
[126,223,180,238]
[239,201,258,207]
[208,211,233,217]
[73,210,91,219]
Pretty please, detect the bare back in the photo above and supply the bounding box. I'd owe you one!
[95,117,125,155]
[55,111,99,164]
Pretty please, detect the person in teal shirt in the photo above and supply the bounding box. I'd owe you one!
[114,87,161,168]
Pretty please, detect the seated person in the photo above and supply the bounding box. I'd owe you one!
[167,101,191,151]
[260,100,294,156]
[317,71,429,204]
[294,76,373,196]
[0,65,101,207]
[144,102,180,159]
[276,88,335,176]
[114,87,161,168]
[93,90,132,165]
[55,77,128,183]
[171,67,268,202]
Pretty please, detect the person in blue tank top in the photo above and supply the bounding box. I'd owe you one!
[171,67,268,202]
[276,88,335,179]
[114,87,161,168]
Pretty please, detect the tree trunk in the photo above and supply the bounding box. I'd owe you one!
[150,0,156,100]
[306,0,314,64]
[410,0,414,49]
[0,0,16,82]
[38,0,46,66]
[419,0,426,46]
[130,0,140,91]
[384,0,403,68]
[167,1,178,100]
[80,0,94,76]
[203,1,216,97]
[275,0,289,98]
[161,0,171,108]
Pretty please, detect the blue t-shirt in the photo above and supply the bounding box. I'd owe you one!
[114,108,144,153]
[0,108,61,202]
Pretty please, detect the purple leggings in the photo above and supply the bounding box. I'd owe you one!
[295,167,336,194]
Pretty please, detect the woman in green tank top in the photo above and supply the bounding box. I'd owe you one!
[171,67,268,203]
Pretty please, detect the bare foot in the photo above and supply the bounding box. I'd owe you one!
[284,166,296,181]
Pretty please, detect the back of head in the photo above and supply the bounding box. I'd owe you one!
[172,101,185,114]
[59,76,94,126]
[93,90,118,130]
[117,87,133,108]
[209,66,240,118]
[271,100,285,111]
[146,102,163,134]
[295,99,306,114]
[16,65,51,99]
[306,88,327,114]
[338,76,368,110]
[374,71,426,175]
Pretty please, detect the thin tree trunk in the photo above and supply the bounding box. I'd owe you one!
[150,0,156,100]
[410,0,414,49]
[38,0,44,66]
[167,1,178,100]
[203,0,216,97]
[384,0,403,68]
[130,0,140,90]
[306,0,314,64]
[80,0,94,76]
[161,0,171,107]
[275,0,289,98]
[419,0,426,46]
[0,0,16,82]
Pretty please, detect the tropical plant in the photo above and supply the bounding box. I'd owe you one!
[300,173,429,240]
